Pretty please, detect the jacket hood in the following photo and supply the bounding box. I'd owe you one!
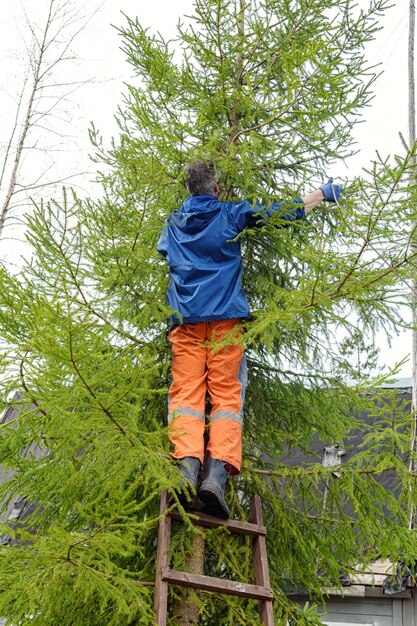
[170,195,221,234]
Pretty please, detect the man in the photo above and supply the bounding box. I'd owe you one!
[157,162,341,518]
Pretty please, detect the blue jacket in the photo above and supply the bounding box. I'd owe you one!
[157,195,305,326]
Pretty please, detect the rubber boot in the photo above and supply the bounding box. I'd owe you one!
[176,457,201,510]
[198,457,230,519]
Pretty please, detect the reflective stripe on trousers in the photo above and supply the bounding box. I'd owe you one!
[167,319,247,474]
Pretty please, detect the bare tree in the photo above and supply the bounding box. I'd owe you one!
[0,0,99,240]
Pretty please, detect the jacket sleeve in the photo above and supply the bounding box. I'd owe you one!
[228,198,305,232]
[157,221,168,258]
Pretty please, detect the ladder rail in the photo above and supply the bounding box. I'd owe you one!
[154,490,171,626]
[250,496,275,625]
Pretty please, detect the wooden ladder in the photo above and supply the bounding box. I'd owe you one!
[154,489,274,625]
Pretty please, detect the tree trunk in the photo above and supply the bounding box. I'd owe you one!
[172,533,206,625]
[409,0,416,530]
[0,0,54,237]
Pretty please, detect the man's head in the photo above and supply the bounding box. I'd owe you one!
[184,161,221,197]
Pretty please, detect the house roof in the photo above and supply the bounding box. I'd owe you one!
[0,394,39,545]
[281,385,414,595]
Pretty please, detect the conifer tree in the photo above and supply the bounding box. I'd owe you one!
[0,1,417,624]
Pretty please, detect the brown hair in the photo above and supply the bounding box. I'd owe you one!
[184,161,221,196]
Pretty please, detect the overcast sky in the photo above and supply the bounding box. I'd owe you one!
[0,0,411,377]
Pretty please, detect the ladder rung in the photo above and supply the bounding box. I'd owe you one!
[162,567,274,601]
[170,508,266,536]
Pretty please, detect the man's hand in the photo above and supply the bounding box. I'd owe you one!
[302,178,342,214]
[320,178,342,203]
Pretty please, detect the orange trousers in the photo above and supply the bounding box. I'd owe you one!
[168,319,247,474]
